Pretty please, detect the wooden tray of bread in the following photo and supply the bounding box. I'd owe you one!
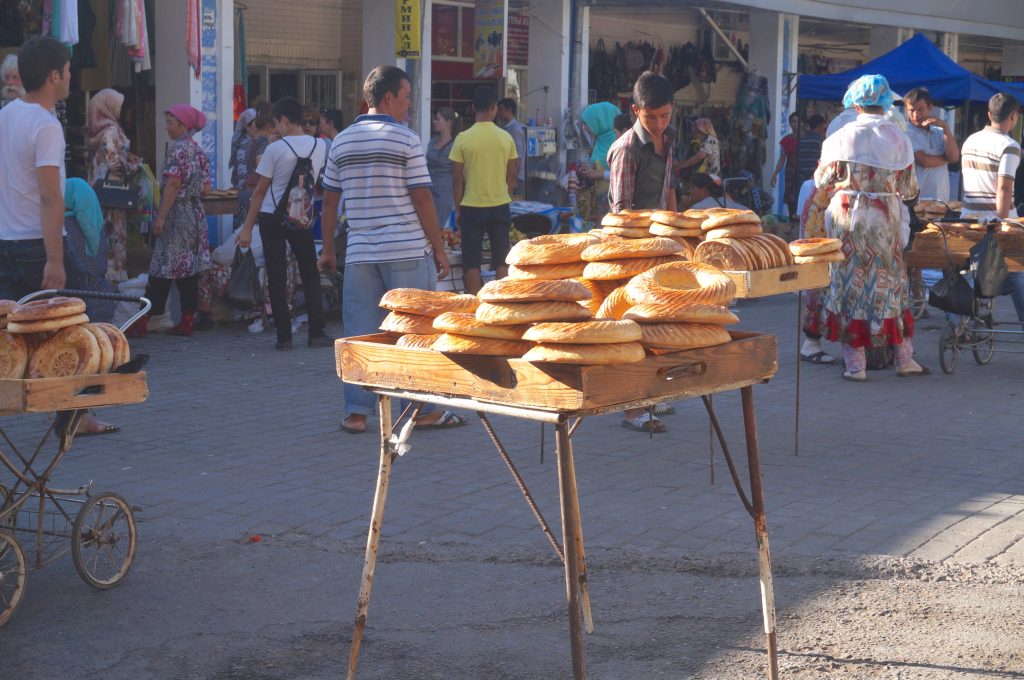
[337,331,777,413]
[724,262,831,298]
[0,371,148,415]
[907,223,1024,271]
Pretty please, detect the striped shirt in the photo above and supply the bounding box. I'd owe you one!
[322,114,431,265]
[961,127,1021,216]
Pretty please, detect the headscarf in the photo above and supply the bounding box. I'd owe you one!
[819,113,914,171]
[167,103,207,133]
[842,74,895,112]
[87,88,126,151]
[64,178,105,257]
[695,118,717,139]
[579,102,620,169]
[229,108,256,169]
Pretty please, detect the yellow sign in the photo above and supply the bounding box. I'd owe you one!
[395,0,421,59]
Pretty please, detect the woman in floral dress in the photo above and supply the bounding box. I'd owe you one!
[87,88,137,283]
[128,104,211,338]
[814,75,927,381]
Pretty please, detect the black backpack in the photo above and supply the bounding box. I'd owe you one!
[272,138,326,230]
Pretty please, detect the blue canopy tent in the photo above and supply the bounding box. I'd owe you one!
[799,33,1024,104]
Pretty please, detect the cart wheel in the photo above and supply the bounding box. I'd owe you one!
[971,318,995,365]
[0,484,11,529]
[0,530,26,627]
[908,269,928,320]
[939,322,959,374]
[72,492,137,590]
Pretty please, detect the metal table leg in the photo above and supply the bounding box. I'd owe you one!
[741,386,779,680]
[555,420,586,679]
[563,430,594,634]
[347,395,394,680]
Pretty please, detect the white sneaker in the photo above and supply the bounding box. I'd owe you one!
[247,318,265,334]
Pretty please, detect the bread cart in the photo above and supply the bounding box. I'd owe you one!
[336,331,782,679]
[0,290,150,627]
[907,222,1024,374]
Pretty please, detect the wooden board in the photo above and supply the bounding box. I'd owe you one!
[201,196,237,216]
[725,262,830,298]
[337,334,777,412]
[0,372,148,415]
[909,228,1024,271]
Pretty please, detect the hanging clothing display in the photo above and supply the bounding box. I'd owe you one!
[113,0,151,73]
[186,0,201,79]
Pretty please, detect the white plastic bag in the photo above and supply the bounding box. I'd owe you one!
[213,227,264,267]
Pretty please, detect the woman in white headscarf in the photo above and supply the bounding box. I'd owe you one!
[815,74,927,381]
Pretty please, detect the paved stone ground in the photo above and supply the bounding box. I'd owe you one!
[2,294,1024,678]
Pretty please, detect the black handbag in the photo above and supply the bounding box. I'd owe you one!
[970,224,1008,299]
[927,228,975,316]
[92,162,140,210]
[225,246,263,310]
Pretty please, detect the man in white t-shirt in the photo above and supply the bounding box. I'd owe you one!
[905,87,958,201]
[0,36,71,298]
[961,92,1024,322]
[239,96,332,351]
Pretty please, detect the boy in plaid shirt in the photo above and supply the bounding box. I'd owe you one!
[606,70,678,433]
[607,71,677,213]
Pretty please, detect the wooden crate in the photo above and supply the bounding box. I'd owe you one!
[0,372,148,415]
[337,333,777,412]
[726,262,830,298]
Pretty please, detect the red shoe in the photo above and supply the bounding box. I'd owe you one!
[168,311,195,337]
[125,315,149,338]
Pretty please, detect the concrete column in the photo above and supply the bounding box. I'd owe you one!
[362,0,398,76]
[748,10,798,216]
[526,0,570,128]
[869,26,913,60]
[154,0,234,243]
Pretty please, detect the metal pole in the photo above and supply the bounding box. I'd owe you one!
[555,421,586,679]
[347,395,394,680]
[741,386,779,680]
[795,289,802,456]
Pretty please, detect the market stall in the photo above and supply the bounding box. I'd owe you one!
[333,207,847,678]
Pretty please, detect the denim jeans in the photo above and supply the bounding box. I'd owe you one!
[0,238,70,301]
[342,254,437,417]
[1001,272,1024,325]
[459,204,511,271]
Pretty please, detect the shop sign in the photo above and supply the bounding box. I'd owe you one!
[395,0,421,59]
[507,14,529,68]
[473,0,507,79]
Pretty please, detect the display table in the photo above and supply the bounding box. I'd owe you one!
[336,332,782,679]
[907,224,1024,271]
[201,193,237,216]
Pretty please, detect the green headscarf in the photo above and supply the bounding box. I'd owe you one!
[580,102,621,170]
[64,178,105,257]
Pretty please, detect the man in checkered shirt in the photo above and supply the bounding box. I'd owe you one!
[606,70,678,434]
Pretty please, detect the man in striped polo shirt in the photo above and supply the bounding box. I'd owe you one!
[961,92,1024,324]
[320,65,462,434]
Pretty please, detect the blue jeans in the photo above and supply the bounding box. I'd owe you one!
[342,254,437,417]
[1002,272,1024,325]
[0,238,70,301]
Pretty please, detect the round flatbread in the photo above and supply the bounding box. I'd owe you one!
[0,331,29,379]
[84,324,115,373]
[7,313,90,334]
[27,325,101,378]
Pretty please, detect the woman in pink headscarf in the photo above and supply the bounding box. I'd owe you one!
[128,104,211,338]
[87,88,137,283]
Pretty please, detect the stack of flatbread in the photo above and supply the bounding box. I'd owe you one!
[0,297,131,379]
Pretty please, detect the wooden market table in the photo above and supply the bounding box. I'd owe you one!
[907,224,1024,272]
[336,331,782,679]
[201,193,238,216]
